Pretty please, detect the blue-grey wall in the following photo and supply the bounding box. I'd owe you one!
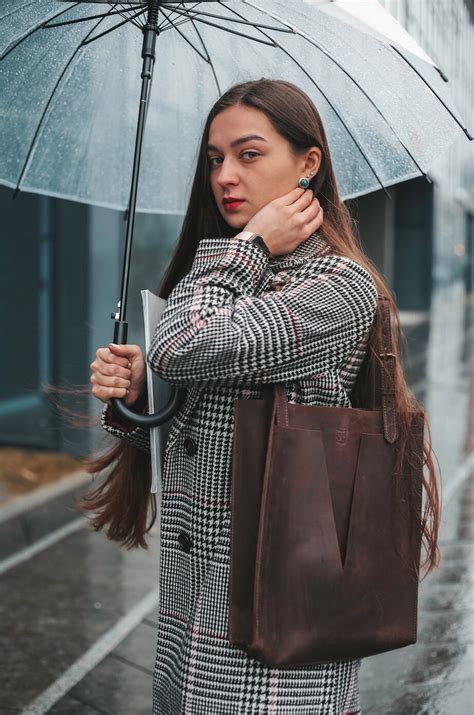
[0,185,182,456]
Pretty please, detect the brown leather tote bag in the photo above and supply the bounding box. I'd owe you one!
[228,288,424,667]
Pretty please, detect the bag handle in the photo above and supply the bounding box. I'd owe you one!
[264,278,399,444]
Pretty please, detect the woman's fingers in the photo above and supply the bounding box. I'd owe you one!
[91,350,130,379]
[108,343,142,362]
[290,188,315,213]
[92,384,129,405]
[90,344,146,406]
[90,372,131,390]
[93,356,131,380]
[300,197,322,224]
[307,203,324,232]
[94,346,130,369]
[276,186,307,206]
[90,361,131,405]
[299,194,320,215]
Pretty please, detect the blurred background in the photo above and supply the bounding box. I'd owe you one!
[0,0,473,713]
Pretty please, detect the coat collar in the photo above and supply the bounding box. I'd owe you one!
[268,231,332,269]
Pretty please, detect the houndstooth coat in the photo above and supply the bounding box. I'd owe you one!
[101,231,378,714]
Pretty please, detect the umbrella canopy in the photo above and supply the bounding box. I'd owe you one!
[0,0,471,214]
[313,0,438,67]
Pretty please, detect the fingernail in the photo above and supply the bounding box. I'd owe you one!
[109,343,119,348]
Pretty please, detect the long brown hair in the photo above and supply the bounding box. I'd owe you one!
[78,79,441,575]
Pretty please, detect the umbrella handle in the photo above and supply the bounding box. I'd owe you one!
[108,318,185,427]
[110,385,184,428]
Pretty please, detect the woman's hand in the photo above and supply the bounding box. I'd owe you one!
[242,187,323,257]
[90,344,146,407]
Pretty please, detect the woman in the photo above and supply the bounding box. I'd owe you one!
[85,79,440,713]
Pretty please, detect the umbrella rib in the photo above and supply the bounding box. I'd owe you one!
[187,16,222,95]
[163,7,223,95]
[390,45,473,140]
[0,2,83,60]
[158,16,202,33]
[116,3,147,30]
[158,2,201,31]
[239,0,420,200]
[162,3,293,34]
[164,6,278,46]
[238,1,430,183]
[152,5,223,94]
[81,8,146,45]
[160,6,209,62]
[243,0,462,184]
[44,7,130,29]
[226,0,392,200]
[13,8,115,197]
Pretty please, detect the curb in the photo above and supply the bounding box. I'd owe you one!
[0,469,92,525]
[0,469,100,563]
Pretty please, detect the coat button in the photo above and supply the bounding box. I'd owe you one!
[178,531,192,552]
[183,436,197,456]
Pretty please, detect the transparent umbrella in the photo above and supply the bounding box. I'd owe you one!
[0,0,472,426]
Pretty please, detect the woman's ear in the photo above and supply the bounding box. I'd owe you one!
[305,147,322,176]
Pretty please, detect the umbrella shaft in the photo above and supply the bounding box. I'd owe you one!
[116,24,157,331]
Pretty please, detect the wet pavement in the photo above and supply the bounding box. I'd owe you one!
[0,288,473,714]
[359,474,474,714]
[0,481,162,714]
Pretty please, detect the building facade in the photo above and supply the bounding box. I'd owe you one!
[376,0,474,296]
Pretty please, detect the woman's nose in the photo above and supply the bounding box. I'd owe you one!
[216,158,239,187]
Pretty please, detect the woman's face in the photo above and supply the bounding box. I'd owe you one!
[207,104,321,231]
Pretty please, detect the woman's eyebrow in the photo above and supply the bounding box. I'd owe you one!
[207,134,269,152]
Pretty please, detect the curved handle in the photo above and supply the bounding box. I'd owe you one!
[110,385,184,428]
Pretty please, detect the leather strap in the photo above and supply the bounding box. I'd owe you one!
[377,295,399,443]
[266,278,399,444]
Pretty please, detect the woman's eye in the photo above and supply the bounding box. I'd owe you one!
[242,151,260,159]
[208,151,260,168]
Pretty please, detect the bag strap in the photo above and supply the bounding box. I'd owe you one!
[266,278,399,444]
[377,294,399,443]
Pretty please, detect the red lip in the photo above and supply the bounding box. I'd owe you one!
[223,198,245,211]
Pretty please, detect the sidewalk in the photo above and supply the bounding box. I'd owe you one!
[0,472,161,714]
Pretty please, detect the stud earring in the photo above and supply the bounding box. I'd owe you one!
[298,171,315,189]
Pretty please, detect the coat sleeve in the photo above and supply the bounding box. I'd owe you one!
[146,236,378,388]
[100,391,151,455]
